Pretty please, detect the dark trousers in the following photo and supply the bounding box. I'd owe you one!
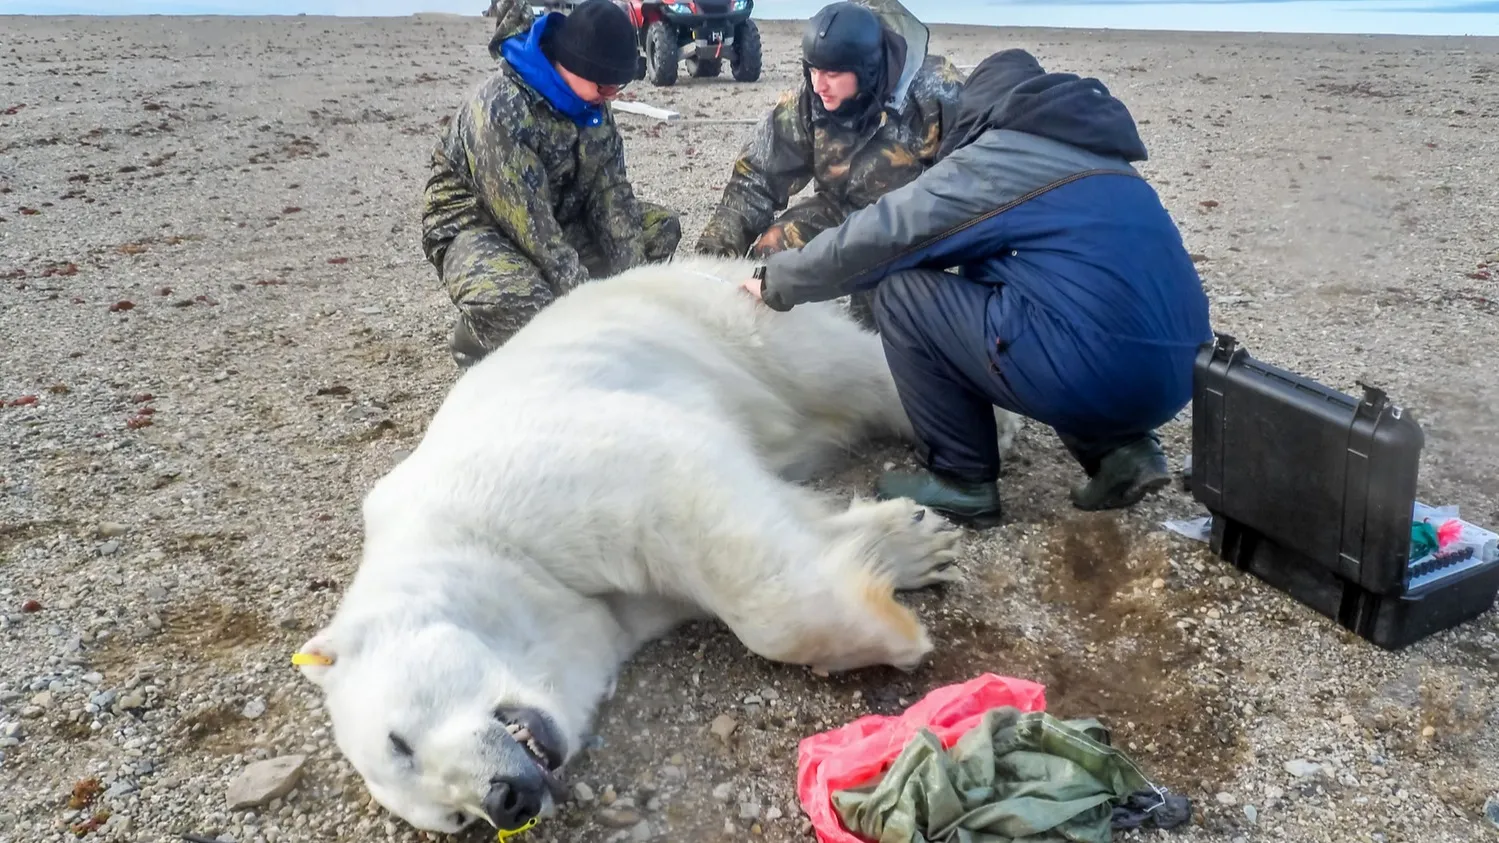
[871,268,1157,483]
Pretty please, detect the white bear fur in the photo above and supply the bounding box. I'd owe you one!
[294,255,1023,834]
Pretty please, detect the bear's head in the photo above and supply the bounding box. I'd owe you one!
[293,617,574,835]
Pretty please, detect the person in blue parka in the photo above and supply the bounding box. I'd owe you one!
[739,48,1213,526]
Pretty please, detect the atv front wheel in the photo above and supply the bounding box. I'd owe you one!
[646,22,679,87]
[730,19,761,82]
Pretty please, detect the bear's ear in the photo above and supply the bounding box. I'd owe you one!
[292,629,341,684]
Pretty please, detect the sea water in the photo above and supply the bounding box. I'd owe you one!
[4,0,1499,38]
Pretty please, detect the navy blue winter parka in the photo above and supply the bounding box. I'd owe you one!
[759,48,1214,437]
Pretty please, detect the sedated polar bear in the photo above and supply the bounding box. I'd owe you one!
[293,255,1023,837]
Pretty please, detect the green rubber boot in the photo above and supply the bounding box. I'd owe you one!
[1069,436,1172,511]
[875,468,1004,529]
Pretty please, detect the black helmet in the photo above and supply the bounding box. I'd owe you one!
[801,2,884,92]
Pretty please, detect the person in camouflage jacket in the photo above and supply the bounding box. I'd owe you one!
[422,0,681,368]
[693,0,963,327]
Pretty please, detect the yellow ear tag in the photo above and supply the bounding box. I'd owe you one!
[291,652,334,667]
[496,817,538,842]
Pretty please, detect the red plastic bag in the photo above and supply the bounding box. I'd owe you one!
[1437,518,1463,550]
[796,673,1049,843]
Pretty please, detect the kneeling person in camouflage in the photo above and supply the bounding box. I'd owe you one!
[693,0,963,328]
[422,0,682,368]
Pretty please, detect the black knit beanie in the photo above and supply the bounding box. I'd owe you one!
[541,0,638,87]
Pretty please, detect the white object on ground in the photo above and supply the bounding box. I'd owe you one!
[613,100,680,121]
[1163,516,1212,543]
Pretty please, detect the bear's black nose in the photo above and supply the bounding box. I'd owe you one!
[483,775,543,830]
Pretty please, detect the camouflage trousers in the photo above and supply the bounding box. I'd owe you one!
[746,194,877,331]
[438,203,682,368]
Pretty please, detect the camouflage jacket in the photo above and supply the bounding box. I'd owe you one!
[694,53,966,258]
[421,4,647,292]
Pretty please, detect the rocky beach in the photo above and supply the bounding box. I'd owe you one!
[2,12,1497,843]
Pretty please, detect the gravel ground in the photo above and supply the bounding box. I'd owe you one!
[2,13,1498,843]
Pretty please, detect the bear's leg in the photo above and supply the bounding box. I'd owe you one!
[692,481,959,675]
[822,496,964,591]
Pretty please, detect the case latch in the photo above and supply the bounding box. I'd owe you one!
[1210,332,1239,361]
[1355,380,1389,420]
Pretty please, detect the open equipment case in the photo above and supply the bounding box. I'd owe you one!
[1189,333,1499,650]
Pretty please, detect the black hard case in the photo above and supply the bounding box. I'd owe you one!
[1189,333,1499,650]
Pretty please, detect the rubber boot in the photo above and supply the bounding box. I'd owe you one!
[875,468,1004,529]
[1068,435,1172,511]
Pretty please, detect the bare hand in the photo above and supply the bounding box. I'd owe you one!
[739,276,763,302]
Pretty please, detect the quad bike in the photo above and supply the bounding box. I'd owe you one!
[535,0,762,87]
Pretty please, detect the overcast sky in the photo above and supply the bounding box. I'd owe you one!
[2,0,1497,36]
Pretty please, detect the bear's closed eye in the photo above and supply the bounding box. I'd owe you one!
[389,732,414,757]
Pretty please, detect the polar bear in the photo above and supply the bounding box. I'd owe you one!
[293,255,1024,836]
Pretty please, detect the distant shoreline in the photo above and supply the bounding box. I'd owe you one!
[1,11,1497,40]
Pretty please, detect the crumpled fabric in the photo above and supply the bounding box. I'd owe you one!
[797,674,1048,843]
[798,674,1191,843]
[1110,789,1193,831]
[830,707,1154,843]
[1411,520,1440,561]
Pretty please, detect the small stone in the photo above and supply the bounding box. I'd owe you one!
[1283,759,1321,778]
[1151,578,1166,589]
[739,801,761,820]
[96,522,129,538]
[1483,794,1499,829]
[1216,792,1237,805]
[600,784,617,805]
[765,805,783,821]
[597,808,642,828]
[1421,725,1436,739]
[1340,715,1357,727]
[1244,804,1258,824]
[226,755,307,810]
[710,714,738,743]
[573,782,595,802]
[630,820,653,841]
[99,539,121,555]
[243,698,267,719]
[82,672,104,684]
[1264,785,1284,801]
[711,783,734,802]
